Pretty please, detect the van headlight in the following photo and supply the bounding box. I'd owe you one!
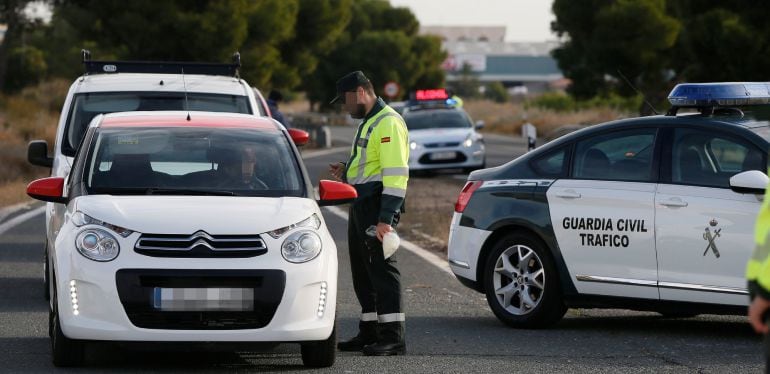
[281,230,322,263]
[75,229,120,262]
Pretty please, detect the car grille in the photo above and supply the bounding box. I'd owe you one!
[116,269,285,330]
[135,231,267,258]
[424,142,461,148]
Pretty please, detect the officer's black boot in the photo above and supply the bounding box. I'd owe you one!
[337,321,377,352]
[362,322,405,356]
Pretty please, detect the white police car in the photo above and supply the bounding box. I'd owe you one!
[448,82,770,328]
[26,111,356,367]
[403,89,486,173]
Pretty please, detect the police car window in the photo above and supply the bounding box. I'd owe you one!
[403,110,472,130]
[672,129,763,188]
[63,92,252,157]
[532,147,567,177]
[573,129,656,182]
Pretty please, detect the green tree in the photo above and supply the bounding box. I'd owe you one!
[306,0,445,109]
[552,0,679,105]
[485,82,509,103]
[0,0,52,92]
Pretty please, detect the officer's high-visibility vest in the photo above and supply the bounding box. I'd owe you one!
[451,95,464,108]
[345,102,409,225]
[748,180,770,298]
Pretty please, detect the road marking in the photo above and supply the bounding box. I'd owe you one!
[301,146,349,159]
[0,206,45,237]
[323,205,453,276]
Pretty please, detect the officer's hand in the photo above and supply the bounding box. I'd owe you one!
[375,222,392,242]
[748,296,770,334]
[328,163,344,182]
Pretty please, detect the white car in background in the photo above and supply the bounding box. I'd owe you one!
[27,111,356,368]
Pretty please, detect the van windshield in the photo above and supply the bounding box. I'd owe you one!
[63,92,251,156]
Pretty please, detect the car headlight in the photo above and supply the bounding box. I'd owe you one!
[75,229,120,262]
[281,230,322,263]
[410,141,419,150]
[71,211,133,238]
[266,214,321,239]
[463,135,474,148]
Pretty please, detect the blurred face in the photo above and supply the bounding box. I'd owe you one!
[343,87,367,119]
[241,147,257,178]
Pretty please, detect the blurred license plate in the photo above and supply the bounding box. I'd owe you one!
[429,152,456,160]
[153,287,254,311]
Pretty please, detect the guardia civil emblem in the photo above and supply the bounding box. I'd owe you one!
[702,219,721,258]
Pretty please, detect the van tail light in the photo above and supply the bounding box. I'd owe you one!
[454,180,483,213]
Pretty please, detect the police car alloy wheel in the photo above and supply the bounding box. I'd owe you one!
[483,233,566,328]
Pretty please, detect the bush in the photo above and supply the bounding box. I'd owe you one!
[485,82,509,103]
[4,47,48,93]
[528,92,643,113]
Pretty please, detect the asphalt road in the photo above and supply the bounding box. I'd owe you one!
[0,128,764,373]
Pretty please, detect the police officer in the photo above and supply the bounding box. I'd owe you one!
[446,88,463,108]
[748,185,770,371]
[328,71,409,356]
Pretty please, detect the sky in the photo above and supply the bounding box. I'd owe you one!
[389,0,556,42]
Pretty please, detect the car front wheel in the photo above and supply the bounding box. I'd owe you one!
[483,233,566,328]
[50,273,85,367]
[300,322,336,368]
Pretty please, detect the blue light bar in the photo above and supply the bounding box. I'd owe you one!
[668,82,770,107]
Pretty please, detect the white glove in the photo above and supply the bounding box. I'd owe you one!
[382,231,400,259]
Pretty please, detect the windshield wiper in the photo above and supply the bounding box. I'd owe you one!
[146,188,236,196]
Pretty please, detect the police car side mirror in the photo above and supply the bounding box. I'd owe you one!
[475,120,485,130]
[729,170,768,195]
[28,140,53,168]
[26,177,67,204]
[318,180,357,206]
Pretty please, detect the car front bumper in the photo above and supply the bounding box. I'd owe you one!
[52,226,337,343]
[408,142,485,171]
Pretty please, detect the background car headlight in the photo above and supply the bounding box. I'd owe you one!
[281,230,322,263]
[463,135,474,147]
[75,229,120,262]
[410,141,419,150]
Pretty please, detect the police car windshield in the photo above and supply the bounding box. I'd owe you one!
[82,127,303,197]
[63,92,252,156]
[403,109,472,130]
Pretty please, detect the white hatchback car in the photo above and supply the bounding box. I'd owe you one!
[26,111,356,368]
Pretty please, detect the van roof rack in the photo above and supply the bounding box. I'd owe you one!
[81,49,241,77]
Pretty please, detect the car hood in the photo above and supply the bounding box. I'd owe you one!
[409,128,472,143]
[71,195,319,235]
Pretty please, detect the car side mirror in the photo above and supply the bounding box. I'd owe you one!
[730,170,768,194]
[288,128,310,147]
[28,140,53,167]
[318,180,357,206]
[27,177,67,203]
[475,120,485,130]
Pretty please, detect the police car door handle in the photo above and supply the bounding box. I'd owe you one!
[660,197,688,207]
[555,189,581,199]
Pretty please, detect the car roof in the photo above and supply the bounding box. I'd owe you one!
[73,73,249,96]
[98,111,281,130]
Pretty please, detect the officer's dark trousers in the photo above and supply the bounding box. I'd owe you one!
[348,194,404,344]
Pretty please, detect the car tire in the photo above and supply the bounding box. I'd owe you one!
[483,233,566,328]
[50,273,85,367]
[300,321,336,368]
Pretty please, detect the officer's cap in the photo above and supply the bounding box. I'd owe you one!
[330,70,370,104]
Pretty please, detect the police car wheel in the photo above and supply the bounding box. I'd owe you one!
[483,233,566,328]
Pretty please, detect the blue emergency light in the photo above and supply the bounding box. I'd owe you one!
[668,82,770,107]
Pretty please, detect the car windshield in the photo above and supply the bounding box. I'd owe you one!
[83,126,303,197]
[63,92,252,156]
[403,109,472,130]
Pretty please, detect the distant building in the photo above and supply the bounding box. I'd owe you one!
[421,26,564,95]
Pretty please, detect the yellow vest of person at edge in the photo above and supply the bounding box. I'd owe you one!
[746,173,770,294]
